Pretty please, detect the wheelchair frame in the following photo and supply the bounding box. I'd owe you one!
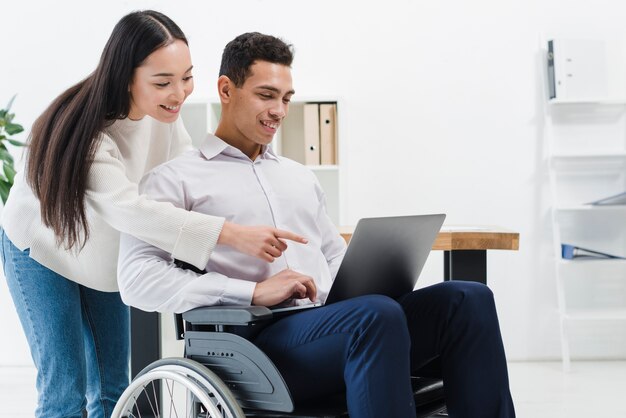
[113,305,447,418]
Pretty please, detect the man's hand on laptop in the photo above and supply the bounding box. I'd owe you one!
[219,222,309,262]
[252,269,317,307]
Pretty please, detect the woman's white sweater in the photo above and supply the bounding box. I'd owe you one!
[2,116,224,292]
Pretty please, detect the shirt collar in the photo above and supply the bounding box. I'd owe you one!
[199,134,280,162]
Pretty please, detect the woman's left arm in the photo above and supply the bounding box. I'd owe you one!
[85,135,224,269]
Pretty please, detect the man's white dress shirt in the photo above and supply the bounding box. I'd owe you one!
[118,134,347,313]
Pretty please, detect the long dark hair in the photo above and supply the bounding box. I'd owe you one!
[26,10,188,250]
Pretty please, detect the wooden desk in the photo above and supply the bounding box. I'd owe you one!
[338,225,519,285]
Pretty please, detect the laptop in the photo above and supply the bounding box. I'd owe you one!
[270,214,446,314]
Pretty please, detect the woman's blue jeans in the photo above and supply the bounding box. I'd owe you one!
[1,229,130,418]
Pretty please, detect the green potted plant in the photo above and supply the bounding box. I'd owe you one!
[0,95,25,204]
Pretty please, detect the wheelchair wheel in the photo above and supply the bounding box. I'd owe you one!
[112,358,245,418]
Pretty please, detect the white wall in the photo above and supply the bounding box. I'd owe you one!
[3,0,626,366]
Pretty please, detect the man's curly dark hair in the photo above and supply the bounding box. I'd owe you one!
[219,32,294,87]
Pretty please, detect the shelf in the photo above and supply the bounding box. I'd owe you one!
[550,153,626,172]
[551,151,626,159]
[555,205,626,212]
[563,308,626,320]
[549,98,626,105]
[307,165,339,171]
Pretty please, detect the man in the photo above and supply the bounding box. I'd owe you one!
[118,32,515,417]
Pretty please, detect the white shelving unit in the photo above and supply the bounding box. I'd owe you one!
[545,39,626,371]
[544,39,626,371]
[180,98,344,226]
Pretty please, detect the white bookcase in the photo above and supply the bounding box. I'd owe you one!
[180,98,344,226]
[545,39,626,371]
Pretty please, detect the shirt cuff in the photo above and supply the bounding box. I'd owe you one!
[171,211,225,270]
[219,278,256,306]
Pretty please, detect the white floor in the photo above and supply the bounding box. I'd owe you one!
[508,361,626,417]
[1,361,625,417]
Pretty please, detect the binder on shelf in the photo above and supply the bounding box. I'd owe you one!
[303,103,321,165]
[547,39,609,101]
[281,101,338,166]
[319,103,337,165]
[586,191,626,206]
[547,40,556,99]
[561,244,625,260]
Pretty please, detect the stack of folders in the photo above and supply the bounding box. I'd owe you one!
[586,191,626,206]
[561,244,625,260]
[303,103,337,166]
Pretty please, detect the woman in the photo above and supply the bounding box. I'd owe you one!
[0,10,305,418]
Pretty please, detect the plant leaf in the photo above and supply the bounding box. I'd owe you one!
[5,123,23,135]
[0,179,10,204]
[7,139,25,147]
[3,163,15,184]
[0,147,14,164]
[5,95,16,112]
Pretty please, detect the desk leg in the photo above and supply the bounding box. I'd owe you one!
[130,308,160,413]
[444,250,487,285]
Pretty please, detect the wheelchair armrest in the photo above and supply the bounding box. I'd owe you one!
[182,305,273,326]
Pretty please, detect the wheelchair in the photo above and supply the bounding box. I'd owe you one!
[112,305,447,418]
